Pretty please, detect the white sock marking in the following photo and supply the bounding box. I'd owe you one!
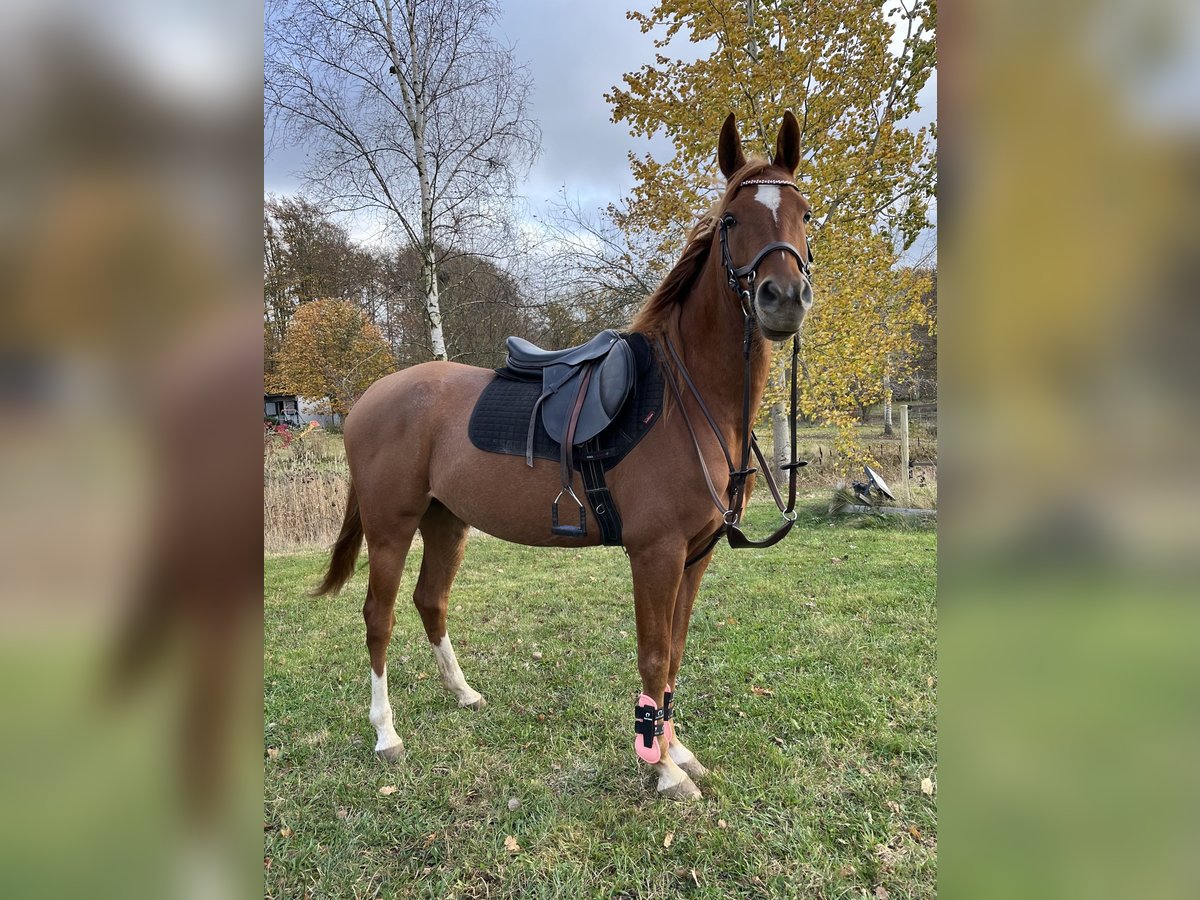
[370,667,403,752]
[655,751,691,792]
[754,185,783,225]
[668,740,697,767]
[432,634,482,707]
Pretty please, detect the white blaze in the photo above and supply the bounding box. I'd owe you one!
[754,185,783,225]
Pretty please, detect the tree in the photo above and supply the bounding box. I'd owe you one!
[377,243,537,368]
[265,0,540,361]
[270,298,396,417]
[605,0,936,467]
[264,195,383,372]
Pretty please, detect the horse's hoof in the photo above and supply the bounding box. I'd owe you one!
[376,742,405,763]
[657,774,702,801]
[679,758,708,779]
[460,695,486,711]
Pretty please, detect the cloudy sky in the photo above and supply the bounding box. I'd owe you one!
[263,1,936,247]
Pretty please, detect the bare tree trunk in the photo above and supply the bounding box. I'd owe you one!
[770,399,789,486]
[384,0,448,361]
[421,247,447,360]
[770,359,791,484]
[883,376,894,435]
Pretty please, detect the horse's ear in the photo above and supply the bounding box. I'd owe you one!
[718,113,746,180]
[774,110,801,174]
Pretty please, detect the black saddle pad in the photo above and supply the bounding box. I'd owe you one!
[468,332,663,469]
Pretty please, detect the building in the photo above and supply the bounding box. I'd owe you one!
[264,393,342,429]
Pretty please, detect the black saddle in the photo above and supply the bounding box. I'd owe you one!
[502,329,637,538]
[505,329,636,449]
[506,329,625,372]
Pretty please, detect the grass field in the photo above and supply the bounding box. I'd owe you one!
[264,508,936,898]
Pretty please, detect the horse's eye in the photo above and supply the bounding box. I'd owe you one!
[803,211,812,224]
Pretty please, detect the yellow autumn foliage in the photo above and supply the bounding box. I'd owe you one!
[269,298,396,417]
[608,0,936,466]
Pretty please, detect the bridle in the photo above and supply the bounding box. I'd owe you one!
[660,177,813,567]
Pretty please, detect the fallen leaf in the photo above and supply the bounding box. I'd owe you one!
[875,887,890,900]
[280,827,293,838]
[266,747,280,760]
[504,835,521,853]
[921,777,934,796]
[750,686,774,696]
[838,864,856,877]
[663,831,674,849]
[422,832,436,849]
[927,676,935,688]
[717,819,728,829]
[887,800,901,814]
[336,807,349,820]
[909,825,923,841]
[507,797,521,811]
[379,785,398,795]
[532,651,543,661]
[830,556,843,564]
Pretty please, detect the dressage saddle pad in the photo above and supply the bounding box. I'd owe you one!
[468,332,664,469]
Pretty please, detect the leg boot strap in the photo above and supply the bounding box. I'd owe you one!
[634,693,664,763]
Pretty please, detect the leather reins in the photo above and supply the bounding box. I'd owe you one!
[660,178,812,567]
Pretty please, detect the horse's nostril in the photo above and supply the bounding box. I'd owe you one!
[758,279,783,309]
[799,279,813,308]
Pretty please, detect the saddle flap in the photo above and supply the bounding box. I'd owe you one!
[541,339,635,445]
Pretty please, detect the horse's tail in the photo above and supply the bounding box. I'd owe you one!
[312,480,363,597]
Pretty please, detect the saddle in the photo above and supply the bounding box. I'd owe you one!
[503,329,637,537]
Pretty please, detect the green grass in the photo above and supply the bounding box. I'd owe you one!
[264,507,936,898]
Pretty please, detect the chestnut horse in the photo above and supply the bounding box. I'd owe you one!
[315,112,813,800]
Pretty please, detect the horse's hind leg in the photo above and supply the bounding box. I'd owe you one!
[414,501,485,710]
[364,528,418,762]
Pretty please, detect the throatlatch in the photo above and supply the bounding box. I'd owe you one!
[634,693,665,764]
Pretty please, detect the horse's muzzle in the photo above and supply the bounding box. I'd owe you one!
[755,275,812,338]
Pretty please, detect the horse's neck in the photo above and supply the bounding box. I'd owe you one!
[671,260,773,443]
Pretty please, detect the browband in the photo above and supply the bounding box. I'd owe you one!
[737,177,800,192]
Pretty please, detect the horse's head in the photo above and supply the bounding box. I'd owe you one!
[717,111,814,341]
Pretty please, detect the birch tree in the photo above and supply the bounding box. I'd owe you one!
[265,0,539,360]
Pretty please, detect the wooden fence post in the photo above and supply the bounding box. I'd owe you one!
[899,403,910,502]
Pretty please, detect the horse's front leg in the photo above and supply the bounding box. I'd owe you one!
[663,551,713,779]
[629,543,702,800]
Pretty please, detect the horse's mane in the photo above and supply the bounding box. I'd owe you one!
[629,159,774,335]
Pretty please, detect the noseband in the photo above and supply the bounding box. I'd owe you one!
[661,176,813,567]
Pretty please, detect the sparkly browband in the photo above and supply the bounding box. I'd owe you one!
[738,178,800,190]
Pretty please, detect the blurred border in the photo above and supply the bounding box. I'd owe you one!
[943,0,1200,896]
[1,2,262,897]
